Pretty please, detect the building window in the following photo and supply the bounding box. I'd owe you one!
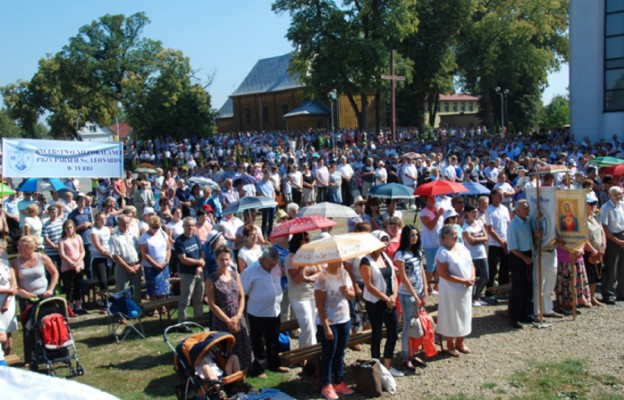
[605,0,624,111]
[89,124,97,132]
[244,108,251,124]
[444,102,449,112]
[282,104,289,116]
[460,102,466,112]
[468,102,474,112]
[263,106,269,123]
[452,102,458,112]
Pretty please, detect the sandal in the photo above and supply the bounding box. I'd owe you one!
[402,361,416,372]
[447,348,460,357]
[151,310,159,318]
[457,346,472,354]
[411,356,427,367]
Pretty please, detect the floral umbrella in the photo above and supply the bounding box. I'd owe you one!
[268,216,337,240]
[292,232,384,267]
[413,180,468,197]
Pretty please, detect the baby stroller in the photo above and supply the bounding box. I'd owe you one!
[23,296,84,377]
[164,322,248,400]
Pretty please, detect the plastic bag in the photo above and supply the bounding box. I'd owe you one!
[378,362,397,394]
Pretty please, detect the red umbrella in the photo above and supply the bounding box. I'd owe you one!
[414,180,468,197]
[269,216,337,240]
[601,163,624,176]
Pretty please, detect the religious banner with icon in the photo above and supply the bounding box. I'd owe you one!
[555,189,588,251]
[525,187,557,250]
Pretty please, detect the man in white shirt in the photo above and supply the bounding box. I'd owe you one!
[493,173,515,208]
[241,248,287,375]
[485,188,511,295]
[600,186,624,304]
[338,156,355,207]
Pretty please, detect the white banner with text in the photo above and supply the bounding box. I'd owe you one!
[2,138,123,178]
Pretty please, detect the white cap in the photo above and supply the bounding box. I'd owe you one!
[143,207,155,215]
[443,208,459,220]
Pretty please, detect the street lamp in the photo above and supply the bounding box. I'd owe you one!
[494,87,509,135]
[328,89,337,149]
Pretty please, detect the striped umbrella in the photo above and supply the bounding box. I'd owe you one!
[588,156,624,167]
[292,232,384,267]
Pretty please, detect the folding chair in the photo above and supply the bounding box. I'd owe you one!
[106,287,145,344]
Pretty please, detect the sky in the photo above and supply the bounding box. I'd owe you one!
[0,1,568,114]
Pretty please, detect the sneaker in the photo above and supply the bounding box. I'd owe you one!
[74,308,88,316]
[389,367,405,377]
[321,385,339,400]
[333,382,355,395]
[429,290,439,296]
[482,296,498,305]
[472,300,483,307]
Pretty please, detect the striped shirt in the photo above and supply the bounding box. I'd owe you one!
[42,218,63,256]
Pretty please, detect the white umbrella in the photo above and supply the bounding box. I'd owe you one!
[187,176,219,190]
[296,202,358,218]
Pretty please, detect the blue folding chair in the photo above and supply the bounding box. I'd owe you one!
[107,287,145,344]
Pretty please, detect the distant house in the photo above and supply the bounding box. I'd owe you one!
[432,93,481,128]
[76,122,115,142]
[107,121,133,141]
[216,53,379,133]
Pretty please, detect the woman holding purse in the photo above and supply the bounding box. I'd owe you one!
[394,225,428,371]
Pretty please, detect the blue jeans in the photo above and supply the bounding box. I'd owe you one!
[473,258,489,300]
[399,293,417,360]
[317,321,350,387]
[423,247,439,273]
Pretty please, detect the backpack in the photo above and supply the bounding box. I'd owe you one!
[40,313,71,347]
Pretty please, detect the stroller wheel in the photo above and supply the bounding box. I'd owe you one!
[70,367,76,377]
[174,384,186,400]
[46,365,55,377]
[29,363,38,372]
[76,364,85,376]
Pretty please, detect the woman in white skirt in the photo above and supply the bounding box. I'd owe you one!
[435,225,475,357]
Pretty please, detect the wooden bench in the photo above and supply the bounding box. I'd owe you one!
[489,283,512,296]
[280,324,403,388]
[5,354,20,366]
[141,296,180,322]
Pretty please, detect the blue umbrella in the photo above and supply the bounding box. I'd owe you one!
[17,178,70,193]
[461,182,490,196]
[368,183,415,200]
[222,196,277,215]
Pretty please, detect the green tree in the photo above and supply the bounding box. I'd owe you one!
[273,0,418,131]
[540,94,569,129]
[0,109,23,137]
[1,12,214,139]
[456,0,568,132]
[397,0,473,131]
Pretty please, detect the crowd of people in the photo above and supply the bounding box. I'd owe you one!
[0,126,623,400]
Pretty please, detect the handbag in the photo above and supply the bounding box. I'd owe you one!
[351,359,383,397]
[407,316,424,339]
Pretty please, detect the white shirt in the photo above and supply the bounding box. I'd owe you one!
[374,167,387,185]
[599,199,624,233]
[485,204,510,246]
[462,220,488,259]
[241,260,283,318]
[401,164,418,186]
[314,268,352,325]
[443,165,457,181]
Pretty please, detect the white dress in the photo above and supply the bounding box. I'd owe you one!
[0,258,17,332]
[435,245,472,337]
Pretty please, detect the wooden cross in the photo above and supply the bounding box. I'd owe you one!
[381,49,405,142]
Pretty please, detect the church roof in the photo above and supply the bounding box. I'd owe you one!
[217,98,233,119]
[283,100,330,118]
[230,53,302,97]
